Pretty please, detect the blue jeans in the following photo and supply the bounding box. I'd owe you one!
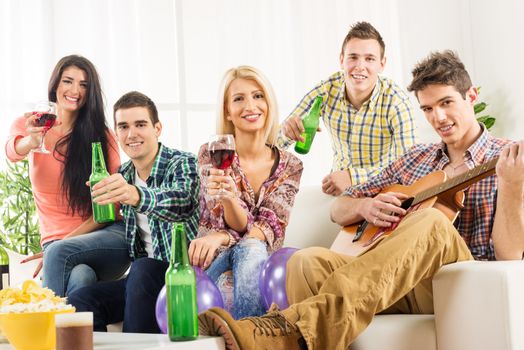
[205,238,268,319]
[42,222,131,297]
[67,257,169,333]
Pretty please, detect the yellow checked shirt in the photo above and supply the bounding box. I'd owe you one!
[277,71,417,185]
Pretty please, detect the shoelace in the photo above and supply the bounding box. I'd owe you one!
[245,312,297,337]
[267,303,281,313]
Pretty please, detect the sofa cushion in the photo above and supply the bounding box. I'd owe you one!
[284,186,339,249]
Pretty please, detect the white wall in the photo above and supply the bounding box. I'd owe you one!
[1,0,523,187]
[397,0,524,143]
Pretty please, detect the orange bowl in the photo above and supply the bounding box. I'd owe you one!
[0,309,74,350]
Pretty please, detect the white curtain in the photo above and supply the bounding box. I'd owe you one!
[0,0,404,186]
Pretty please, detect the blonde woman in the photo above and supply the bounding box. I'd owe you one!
[189,66,303,319]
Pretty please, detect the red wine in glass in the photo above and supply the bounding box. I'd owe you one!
[34,113,57,131]
[210,149,235,170]
[208,134,236,197]
[31,101,58,154]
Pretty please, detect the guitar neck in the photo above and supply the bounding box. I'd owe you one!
[413,157,498,206]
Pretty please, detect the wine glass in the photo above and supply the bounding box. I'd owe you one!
[31,101,58,154]
[208,134,236,196]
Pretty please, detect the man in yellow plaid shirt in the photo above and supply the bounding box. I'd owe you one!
[278,22,417,196]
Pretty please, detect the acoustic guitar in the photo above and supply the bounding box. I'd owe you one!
[330,157,498,257]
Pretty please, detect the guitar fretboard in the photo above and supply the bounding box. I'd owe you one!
[412,157,498,206]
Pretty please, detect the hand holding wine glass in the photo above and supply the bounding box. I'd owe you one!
[30,101,58,154]
[207,134,236,198]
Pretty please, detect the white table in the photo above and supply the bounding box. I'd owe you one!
[0,332,225,350]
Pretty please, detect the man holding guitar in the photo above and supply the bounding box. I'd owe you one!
[198,51,524,350]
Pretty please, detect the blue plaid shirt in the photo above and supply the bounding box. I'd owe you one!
[119,143,199,262]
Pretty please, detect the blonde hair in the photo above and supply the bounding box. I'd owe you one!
[216,65,279,145]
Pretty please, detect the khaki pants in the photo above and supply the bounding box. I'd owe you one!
[284,208,473,350]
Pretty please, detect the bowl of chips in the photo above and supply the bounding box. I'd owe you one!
[0,280,75,350]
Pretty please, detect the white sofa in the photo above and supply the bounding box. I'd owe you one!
[285,185,524,350]
[6,186,524,350]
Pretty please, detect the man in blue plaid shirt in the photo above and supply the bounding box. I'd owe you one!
[68,91,199,333]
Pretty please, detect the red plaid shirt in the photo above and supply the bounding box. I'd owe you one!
[344,128,513,260]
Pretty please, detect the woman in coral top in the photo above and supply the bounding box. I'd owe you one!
[189,66,303,319]
[5,55,130,296]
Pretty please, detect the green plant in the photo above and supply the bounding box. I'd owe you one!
[0,159,41,255]
[475,87,496,130]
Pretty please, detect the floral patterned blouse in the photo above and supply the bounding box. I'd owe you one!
[197,143,303,252]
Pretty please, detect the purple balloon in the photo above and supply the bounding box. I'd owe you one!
[259,247,299,310]
[194,266,224,313]
[155,267,224,333]
[155,285,168,334]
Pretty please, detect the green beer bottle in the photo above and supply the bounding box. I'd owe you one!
[166,223,198,341]
[294,96,323,155]
[0,242,9,289]
[90,142,115,223]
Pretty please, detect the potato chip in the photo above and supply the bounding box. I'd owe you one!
[0,280,73,313]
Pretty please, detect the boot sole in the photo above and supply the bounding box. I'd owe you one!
[198,311,241,350]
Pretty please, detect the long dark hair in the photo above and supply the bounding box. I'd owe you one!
[48,55,113,218]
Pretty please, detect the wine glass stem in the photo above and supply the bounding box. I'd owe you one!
[39,132,47,150]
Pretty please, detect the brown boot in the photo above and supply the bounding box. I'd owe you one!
[198,307,307,350]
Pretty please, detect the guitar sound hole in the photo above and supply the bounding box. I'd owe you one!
[401,197,414,210]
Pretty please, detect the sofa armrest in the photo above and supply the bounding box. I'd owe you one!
[433,261,524,350]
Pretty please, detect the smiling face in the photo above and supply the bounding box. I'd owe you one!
[225,78,268,135]
[55,66,88,116]
[340,38,385,104]
[417,84,482,151]
[114,106,161,164]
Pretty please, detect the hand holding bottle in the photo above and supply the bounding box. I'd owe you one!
[294,96,323,154]
[282,114,306,142]
[90,142,115,224]
[282,114,323,142]
[90,173,140,207]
